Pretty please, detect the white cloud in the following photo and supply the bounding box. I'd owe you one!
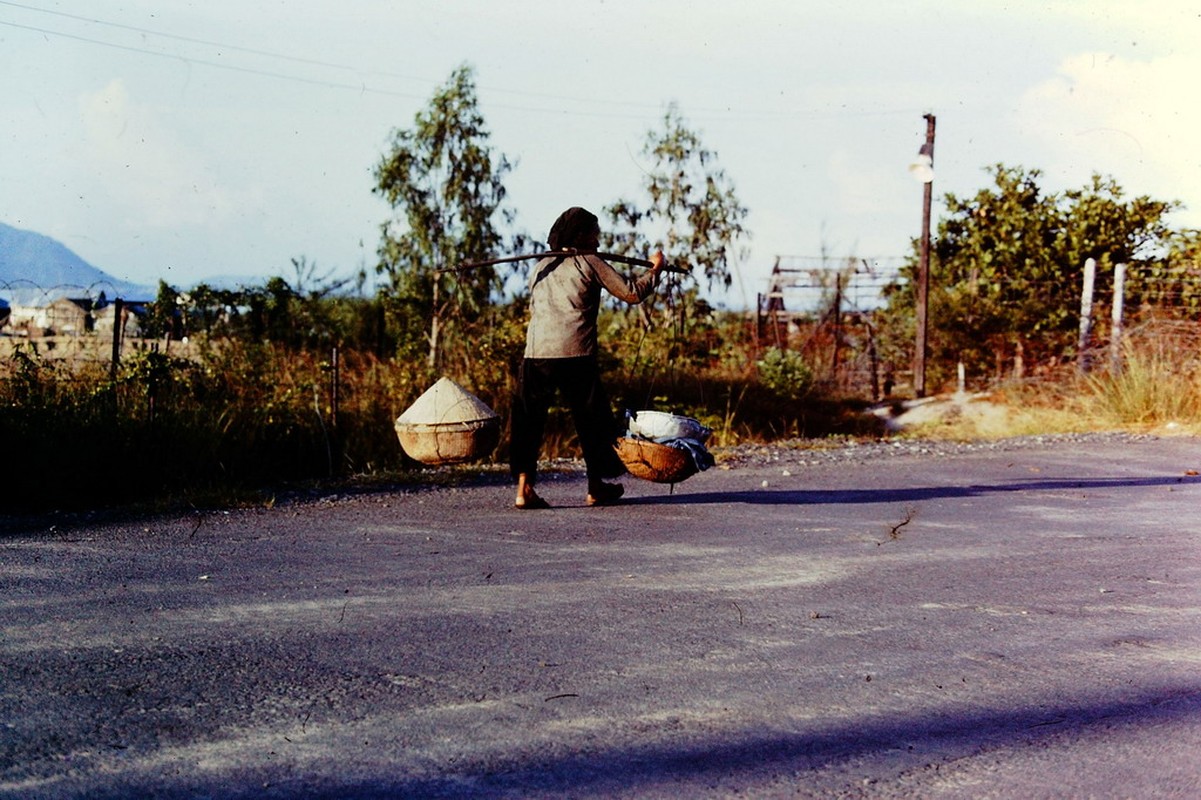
[1017,50,1201,223]
[78,79,245,228]
[8,0,1199,291]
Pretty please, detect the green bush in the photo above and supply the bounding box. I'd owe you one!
[755,347,813,400]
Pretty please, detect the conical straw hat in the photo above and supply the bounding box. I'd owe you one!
[396,377,498,426]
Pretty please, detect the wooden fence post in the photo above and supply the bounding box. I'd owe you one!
[109,297,124,381]
[831,273,842,382]
[330,345,340,429]
[1110,262,1126,375]
[754,293,762,351]
[1077,258,1096,373]
[866,321,880,401]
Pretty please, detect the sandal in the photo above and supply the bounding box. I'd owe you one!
[586,482,625,507]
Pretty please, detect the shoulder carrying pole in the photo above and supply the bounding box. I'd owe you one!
[440,250,687,274]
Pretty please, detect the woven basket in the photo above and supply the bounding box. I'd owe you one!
[395,418,500,465]
[616,437,698,484]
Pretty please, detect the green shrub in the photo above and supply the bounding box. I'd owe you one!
[755,347,813,400]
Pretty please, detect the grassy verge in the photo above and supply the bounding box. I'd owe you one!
[892,329,1201,441]
[0,335,883,513]
[6,320,1200,515]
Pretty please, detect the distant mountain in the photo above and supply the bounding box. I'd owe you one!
[0,221,152,301]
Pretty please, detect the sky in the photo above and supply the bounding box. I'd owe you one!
[2,0,1199,310]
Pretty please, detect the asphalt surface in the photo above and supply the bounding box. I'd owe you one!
[2,435,1201,798]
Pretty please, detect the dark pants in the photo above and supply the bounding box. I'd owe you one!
[509,356,625,484]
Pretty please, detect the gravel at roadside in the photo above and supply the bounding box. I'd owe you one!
[712,430,1161,468]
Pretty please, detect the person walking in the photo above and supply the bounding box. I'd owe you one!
[510,206,666,509]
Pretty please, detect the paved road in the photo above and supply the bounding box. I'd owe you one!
[3,436,1201,798]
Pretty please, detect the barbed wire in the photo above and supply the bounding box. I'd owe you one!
[755,254,1201,317]
[0,279,150,306]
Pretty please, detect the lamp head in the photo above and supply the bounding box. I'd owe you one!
[908,144,934,183]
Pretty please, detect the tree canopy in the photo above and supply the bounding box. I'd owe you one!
[880,164,1179,385]
[372,64,520,367]
[604,103,750,295]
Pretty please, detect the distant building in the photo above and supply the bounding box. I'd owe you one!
[1,295,91,335]
[45,297,95,335]
[92,299,150,338]
[0,289,151,337]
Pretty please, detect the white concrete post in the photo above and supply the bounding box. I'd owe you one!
[1110,262,1126,375]
[1078,257,1096,373]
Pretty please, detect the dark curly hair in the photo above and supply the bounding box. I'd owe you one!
[547,207,600,250]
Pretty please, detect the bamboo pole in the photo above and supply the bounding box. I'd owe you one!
[440,250,685,275]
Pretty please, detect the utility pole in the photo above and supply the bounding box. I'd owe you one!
[913,113,936,397]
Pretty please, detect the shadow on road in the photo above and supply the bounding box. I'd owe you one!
[281,684,1201,798]
[625,475,1201,507]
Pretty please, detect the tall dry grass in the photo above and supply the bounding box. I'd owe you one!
[1,307,889,512]
[894,322,1201,441]
[1077,328,1201,431]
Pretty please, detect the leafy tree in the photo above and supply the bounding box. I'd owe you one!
[929,165,1064,378]
[372,64,520,368]
[143,280,181,341]
[880,164,1178,387]
[1061,174,1175,268]
[250,277,297,344]
[604,103,750,325]
[283,257,356,349]
[1133,228,1201,315]
[182,283,227,338]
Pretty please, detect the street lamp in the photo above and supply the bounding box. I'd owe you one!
[909,113,936,397]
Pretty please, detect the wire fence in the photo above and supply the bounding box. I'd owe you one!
[0,280,165,378]
[750,256,905,397]
[5,257,1201,401]
[750,255,1201,397]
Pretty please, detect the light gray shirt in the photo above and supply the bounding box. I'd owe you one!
[523,253,660,358]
